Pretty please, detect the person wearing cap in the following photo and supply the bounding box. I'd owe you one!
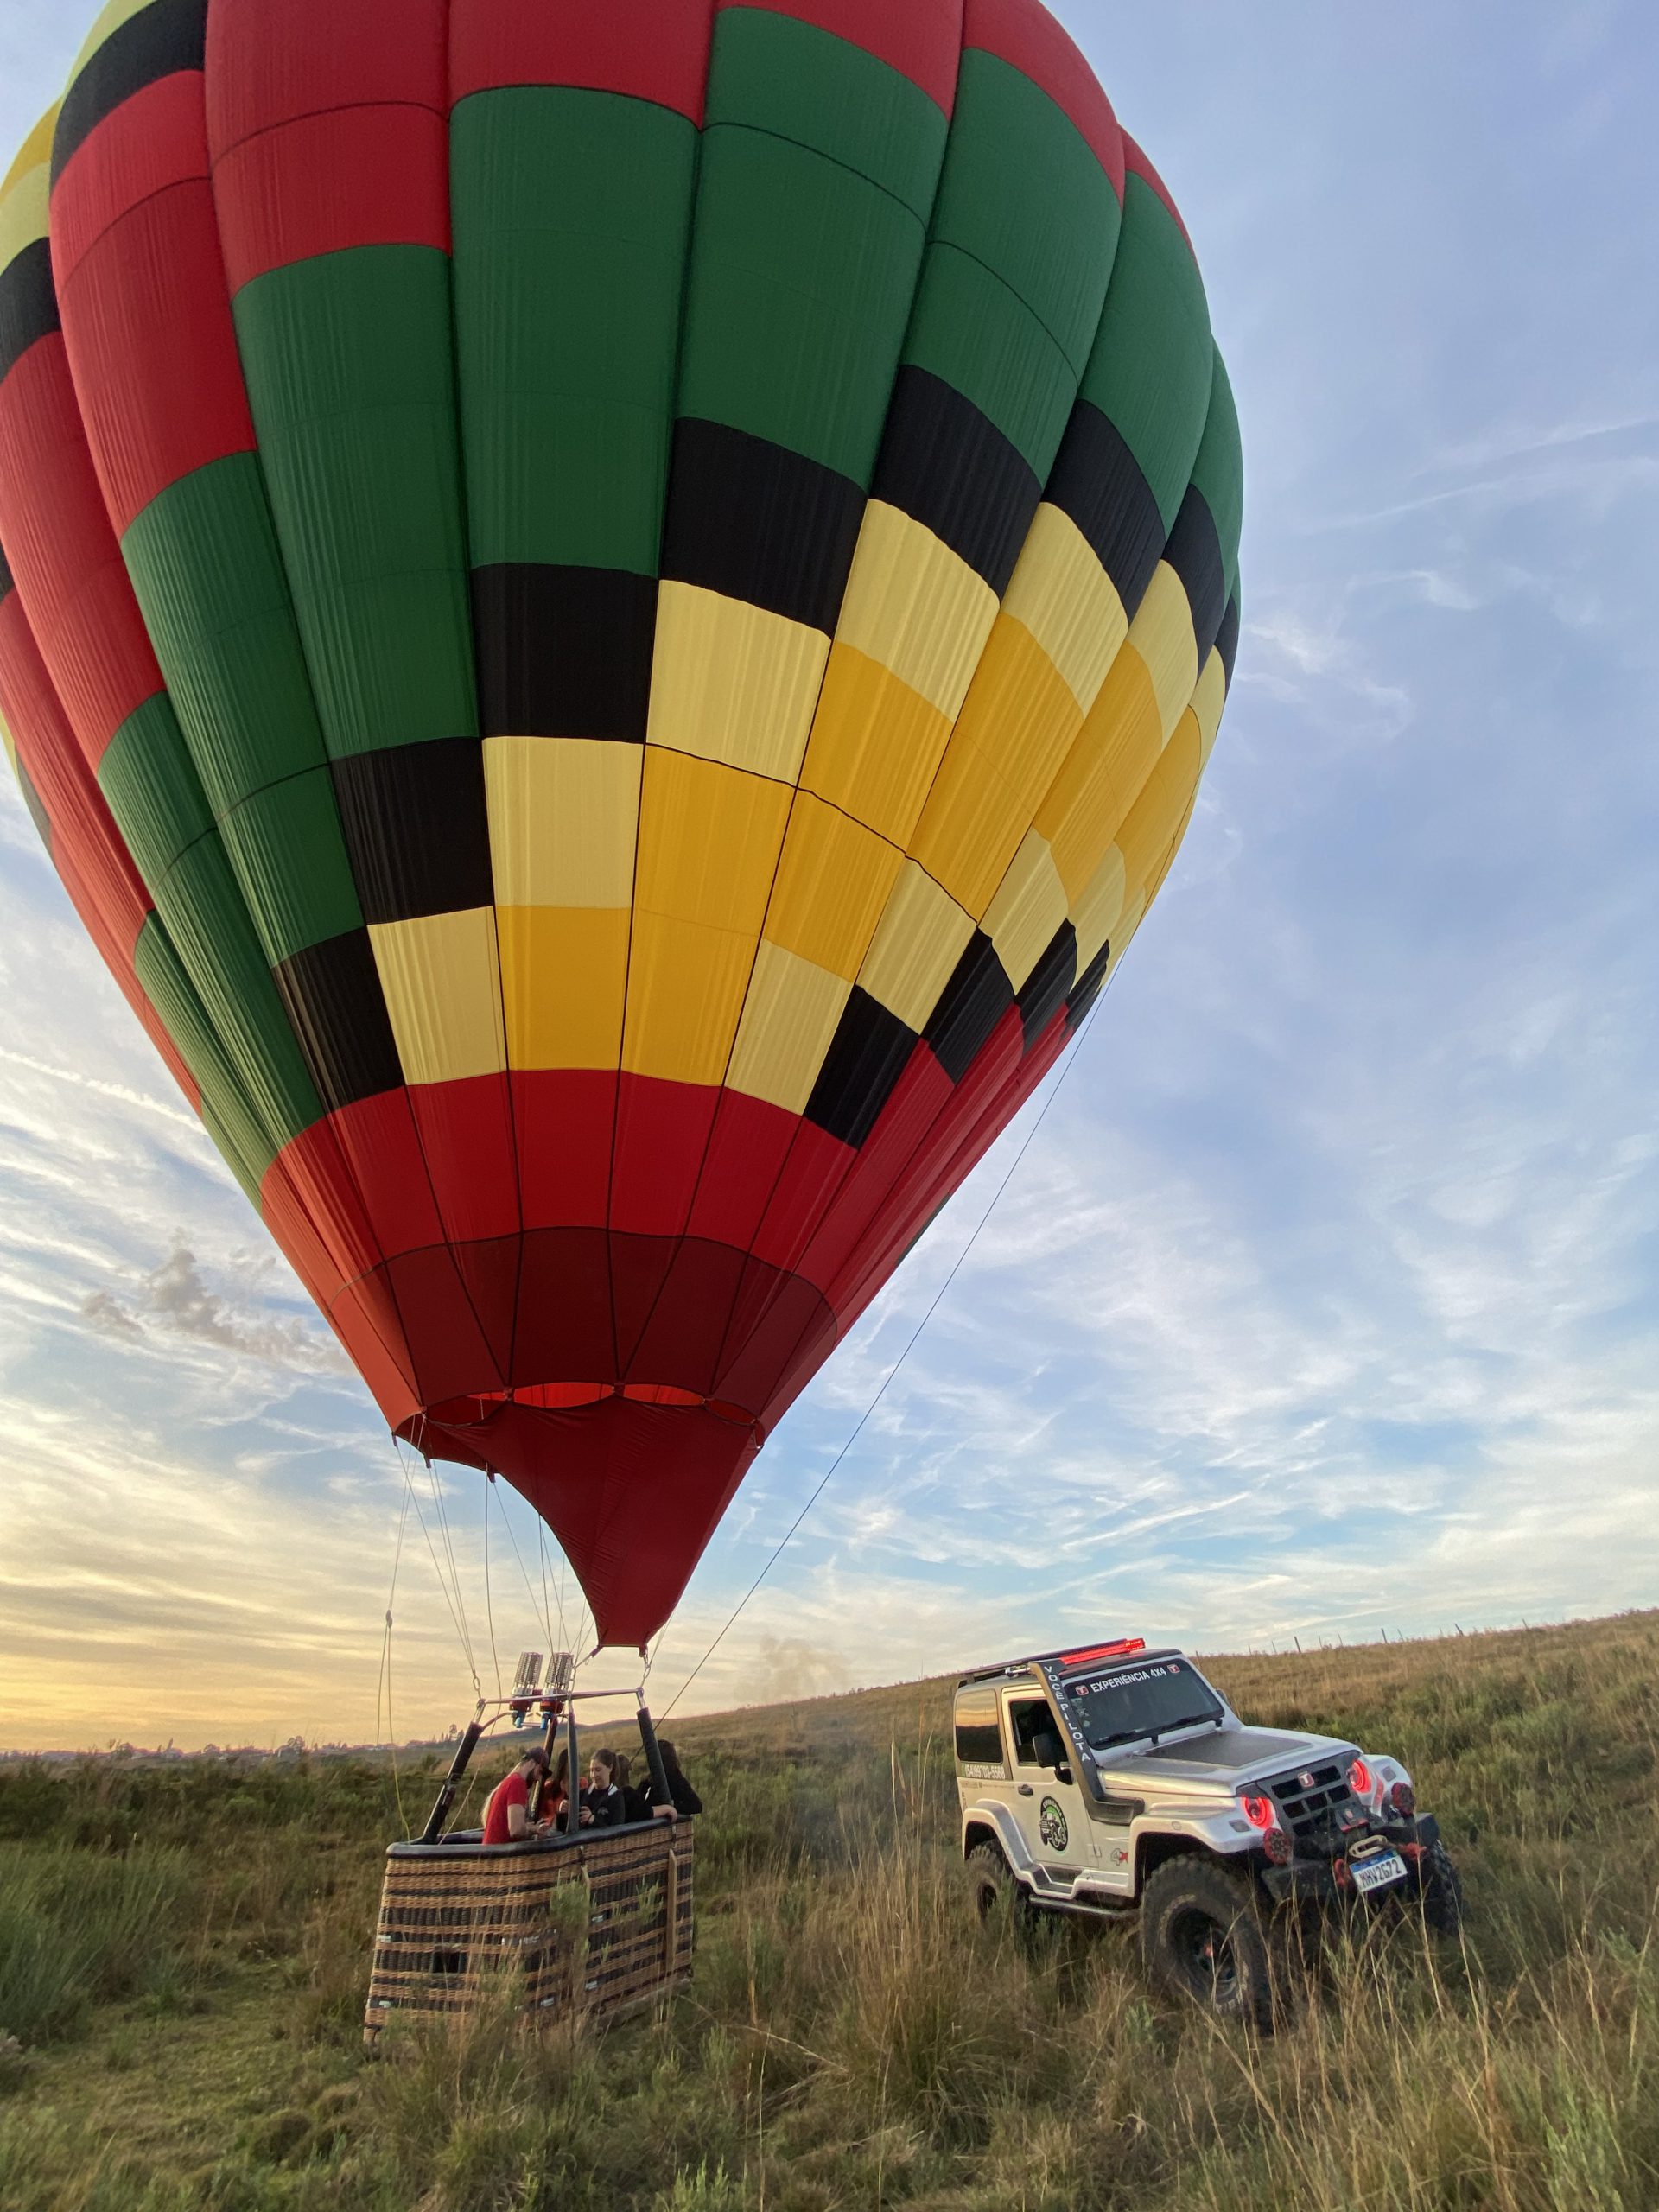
[481,1745,551,1845]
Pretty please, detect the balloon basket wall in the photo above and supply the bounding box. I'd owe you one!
[362,1822,694,2047]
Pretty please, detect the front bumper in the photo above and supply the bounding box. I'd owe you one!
[1261,1813,1440,1904]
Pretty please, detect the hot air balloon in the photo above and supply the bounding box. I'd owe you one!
[0,0,1241,1655]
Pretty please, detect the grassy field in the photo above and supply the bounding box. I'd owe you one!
[0,1611,1655,2210]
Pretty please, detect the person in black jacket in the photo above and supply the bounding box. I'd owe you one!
[582,1748,627,1829]
[610,1749,652,1825]
[645,1738,703,1821]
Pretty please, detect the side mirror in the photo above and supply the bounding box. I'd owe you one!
[1032,1730,1065,1770]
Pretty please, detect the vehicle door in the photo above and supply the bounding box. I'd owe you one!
[1001,1688,1101,1879]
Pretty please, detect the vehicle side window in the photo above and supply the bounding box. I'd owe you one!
[1007,1697,1057,1767]
[953,1687,1003,1769]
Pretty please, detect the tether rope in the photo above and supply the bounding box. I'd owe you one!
[660,977,1116,1720]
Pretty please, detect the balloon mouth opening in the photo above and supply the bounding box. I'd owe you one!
[417,1383,760,1432]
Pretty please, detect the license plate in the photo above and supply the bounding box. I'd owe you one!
[1351,1849,1407,1894]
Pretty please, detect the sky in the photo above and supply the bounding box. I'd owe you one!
[2,2,1656,1753]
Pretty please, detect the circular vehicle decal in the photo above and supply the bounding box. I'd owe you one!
[1039,1796,1069,1852]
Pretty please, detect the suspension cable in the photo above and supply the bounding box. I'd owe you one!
[425,1453,475,1673]
[376,1457,414,1840]
[537,1518,570,1656]
[660,982,1114,1720]
[396,1439,482,1698]
[491,1483,559,1654]
[481,1478,503,1696]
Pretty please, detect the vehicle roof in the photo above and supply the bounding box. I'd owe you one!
[956,1643,1185,1689]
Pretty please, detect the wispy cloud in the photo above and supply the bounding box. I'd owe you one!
[82,1242,353,1373]
[0,1041,204,1130]
[1415,410,1659,481]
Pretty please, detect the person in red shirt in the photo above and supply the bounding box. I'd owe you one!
[481,1745,550,1846]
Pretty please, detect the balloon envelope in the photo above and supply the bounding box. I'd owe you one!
[0,0,1241,1648]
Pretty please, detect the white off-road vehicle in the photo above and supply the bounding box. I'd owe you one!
[957,1637,1461,2025]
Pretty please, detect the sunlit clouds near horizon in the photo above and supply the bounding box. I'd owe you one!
[2,1,1656,1751]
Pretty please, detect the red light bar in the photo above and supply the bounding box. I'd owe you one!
[1058,1637,1146,1665]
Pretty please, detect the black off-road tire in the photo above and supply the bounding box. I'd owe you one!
[1140,1856,1276,2030]
[967,1840,1033,1938]
[1415,1840,1465,1936]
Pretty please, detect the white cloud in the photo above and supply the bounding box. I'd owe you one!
[1238,590,1414,748]
[82,1240,353,1372]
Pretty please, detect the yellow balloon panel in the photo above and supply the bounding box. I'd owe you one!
[647,583,829,784]
[369,909,506,1090]
[910,613,1084,917]
[761,792,904,983]
[855,860,976,1032]
[799,643,952,847]
[497,906,631,1072]
[835,500,995,718]
[1127,561,1200,740]
[728,941,852,1115]
[1036,645,1164,903]
[625,752,792,1087]
[982,828,1071,992]
[483,737,640,909]
[1000,501,1128,714]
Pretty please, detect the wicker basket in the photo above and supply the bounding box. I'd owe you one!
[363,1819,694,2044]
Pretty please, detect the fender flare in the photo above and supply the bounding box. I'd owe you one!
[961,1799,1034,1878]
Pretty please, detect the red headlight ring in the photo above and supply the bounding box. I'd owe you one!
[1241,1792,1274,1830]
[1347,1758,1373,1796]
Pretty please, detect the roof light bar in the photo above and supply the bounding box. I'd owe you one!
[1058,1637,1147,1666]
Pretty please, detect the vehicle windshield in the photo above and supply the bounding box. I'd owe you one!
[1060,1657,1223,1750]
